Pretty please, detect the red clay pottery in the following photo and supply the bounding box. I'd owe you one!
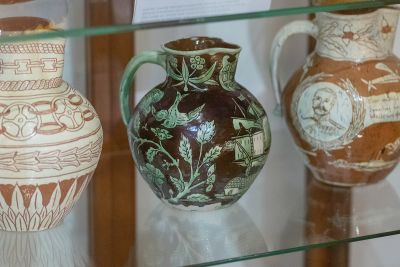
[271,8,400,186]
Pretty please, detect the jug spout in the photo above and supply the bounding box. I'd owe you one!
[380,7,400,53]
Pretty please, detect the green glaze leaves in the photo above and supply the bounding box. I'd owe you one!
[167,55,218,91]
[206,164,216,192]
[146,147,158,163]
[187,194,210,203]
[151,128,173,140]
[203,146,222,164]
[189,62,216,84]
[171,176,185,193]
[179,135,193,164]
[142,163,165,186]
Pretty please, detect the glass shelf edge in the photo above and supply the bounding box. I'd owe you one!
[0,1,398,43]
[190,229,400,267]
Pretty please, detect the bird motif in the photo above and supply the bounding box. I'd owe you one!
[138,88,164,116]
[152,92,205,128]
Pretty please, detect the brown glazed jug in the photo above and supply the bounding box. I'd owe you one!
[120,37,271,211]
[270,8,400,186]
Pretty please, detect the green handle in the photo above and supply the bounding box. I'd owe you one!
[120,51,167,126]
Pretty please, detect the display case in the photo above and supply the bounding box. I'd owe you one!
[0,0,400,266]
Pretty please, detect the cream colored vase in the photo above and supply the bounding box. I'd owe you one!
[0,17,103,231]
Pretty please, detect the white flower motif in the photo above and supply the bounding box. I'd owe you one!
[54,99,84,130]
[2,104,39,139]
[341,24,360,46]
[381,16,394,40]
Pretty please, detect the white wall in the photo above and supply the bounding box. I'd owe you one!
[63,0,90,257]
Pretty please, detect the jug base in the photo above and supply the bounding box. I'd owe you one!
[161,199,237,212]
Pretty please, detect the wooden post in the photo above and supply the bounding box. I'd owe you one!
[304,170,351,267]
[86,1,136,266]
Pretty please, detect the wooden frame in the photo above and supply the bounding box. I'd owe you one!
[86,1,136,266]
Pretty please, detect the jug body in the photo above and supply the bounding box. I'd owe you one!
[121,37,271,210]
[0,17,103,231]
[271,9,400,186]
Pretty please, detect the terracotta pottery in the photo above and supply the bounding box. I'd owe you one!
[0,17,103,231]
[120,37,271,211]
[270,8,400,186]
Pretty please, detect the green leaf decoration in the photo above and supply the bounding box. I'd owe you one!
[206,184,213,193]
[238,94,246,101]
[151,128,173,141]
[142,163,165,186]
[203,145,222,164]
[132,114,141,134]
[206,174,216,185]
[179,135,192,163]
[146,147,158,163]
[182,59,190,85]
[167,62,183,82]
[207,164,215,177]
[190,62,217,84]
[196,121,216,144]
[187,194,210,202]
[204,79,219,86]
[170,176,185,193]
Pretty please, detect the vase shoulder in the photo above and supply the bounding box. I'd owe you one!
[0,81,103,179]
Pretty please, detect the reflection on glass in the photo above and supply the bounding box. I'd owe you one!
[135,204,267,267]
[0,0,68,27]
[0,223,90,266]
[305,170,400,242]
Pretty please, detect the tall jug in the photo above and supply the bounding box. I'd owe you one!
[120,37,271,210]
[0,17,103,231]
[271,8,400,186]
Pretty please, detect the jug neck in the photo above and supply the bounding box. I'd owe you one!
[314,9,398,62]
[0,17,64,91]
[162,37,241,92]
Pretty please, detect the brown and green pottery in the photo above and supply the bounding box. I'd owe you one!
[120,37,271,211]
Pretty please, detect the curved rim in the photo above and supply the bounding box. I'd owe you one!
[0,0,32,4]
[0,16,59,35]
[162,36,241,56]
[317,7,399,19]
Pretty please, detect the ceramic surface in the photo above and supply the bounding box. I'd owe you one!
[0,17,103,231]
[271,9,400,186]
[121,37,271,210]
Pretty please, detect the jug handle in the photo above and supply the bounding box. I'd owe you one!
[269,20,318,116]
[120,51,167,126]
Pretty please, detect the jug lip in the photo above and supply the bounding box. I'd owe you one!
[317,7,399,19]
[162,36,241,56]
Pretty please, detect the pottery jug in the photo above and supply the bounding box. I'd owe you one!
[120,37,271,211]
[0,17,103,231]
[270,8,400,186]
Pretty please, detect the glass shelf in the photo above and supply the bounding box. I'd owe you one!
[0,129,399,266]
[134,128,400,267]
[0,0,399,42]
